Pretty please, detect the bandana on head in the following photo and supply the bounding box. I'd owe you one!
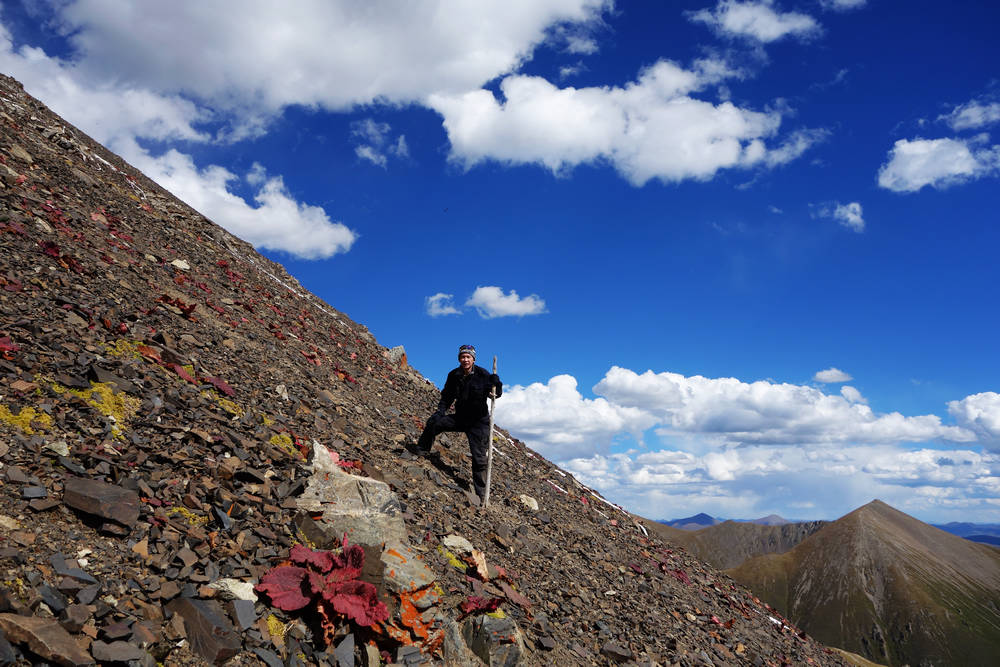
[458,344,476,360]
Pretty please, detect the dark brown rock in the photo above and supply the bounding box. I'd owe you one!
[0,613,94,666]
[62,477,139,528]
[166,598,240,664]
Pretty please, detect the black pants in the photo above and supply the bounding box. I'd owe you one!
[417,414,490,498]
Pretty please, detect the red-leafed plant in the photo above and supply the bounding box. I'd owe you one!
[256,537,389,644]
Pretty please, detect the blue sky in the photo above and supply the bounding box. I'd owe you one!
[3,0,998,523]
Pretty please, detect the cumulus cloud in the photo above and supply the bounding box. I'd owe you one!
[939,100,1000,131]
[351,119,409,168]
[948,392,1000,445]
[815,201,864,232]
[877,137,1000,192]
[840,386,867,404]
[128,149,356,259]
[593,367,974,446]
[562,444,999,521]
[814,367,850,382]
[494,375,655,458]
[429,60,822,185]
[689,1,819,43]
[465,286,547,318]
[425,293,461,317]
[42,0,612,121]
[820,0,867,10]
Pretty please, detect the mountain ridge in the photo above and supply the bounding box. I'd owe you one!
[727,499,1000,666]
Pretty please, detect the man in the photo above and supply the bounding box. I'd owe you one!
[415,344,502,502]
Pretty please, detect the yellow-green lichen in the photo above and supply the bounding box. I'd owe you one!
[102,339,142,359]
[269,433,302,459]
[0,405,52,434]
[51,380,141,440]
[259,414,275,426]
[1,578,28,602]
[266,613,288,639]
[437,545,467,572]
[199,390,244,417]
[167,506,210,526]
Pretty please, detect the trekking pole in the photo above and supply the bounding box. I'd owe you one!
[483,355,497,509]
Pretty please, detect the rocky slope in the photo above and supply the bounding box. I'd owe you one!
[726,500,1000,666]
[0,73,852,666]
[643,520,828,570]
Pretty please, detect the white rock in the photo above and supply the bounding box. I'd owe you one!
[170,259,190,270]
[209,578,259,602]
[43,440,70,457]
[517,494,539,512]
[442,534,475,555]
[0,515,20,531]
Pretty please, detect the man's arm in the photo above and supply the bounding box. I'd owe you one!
[435,372,456,417]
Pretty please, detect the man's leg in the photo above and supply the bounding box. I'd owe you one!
[416,413,459,454]
[465,417,491,499]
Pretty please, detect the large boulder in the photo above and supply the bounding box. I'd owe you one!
[296,442,407,548]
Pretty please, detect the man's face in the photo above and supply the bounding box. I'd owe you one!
[458,352,474,371]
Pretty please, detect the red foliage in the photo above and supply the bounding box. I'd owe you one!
[158,294,197,319]
[668,568,691,585]
[170,363,197,384]
[459,596,503,618]
[290,543,336,573]
[0,337,20,354]
[39,240,61,258]
[256,538,388,639]
[203,376,235,397]
[256,566,313,611]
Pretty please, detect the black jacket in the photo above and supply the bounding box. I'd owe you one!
[435,365,502,424]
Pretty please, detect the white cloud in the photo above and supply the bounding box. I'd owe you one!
[940,100,1000,131]
[948,392,1000,446]
[840,385,867,404]
[425,293,461,317]
[820,0,867,10]
[690,1,819,43]
[128,149,356,259]
[351,119,408,168]
[877,137,1000,192]
[815,202,864,232]
[494,375,655,458]
[429,60,822,185]
[562,444,999,522]
[41,0,612,120]
[814,367,851,383]
[465,286,547,318]
[0,26,208,148]
[594,366,974,446]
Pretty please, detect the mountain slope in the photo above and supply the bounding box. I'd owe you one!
[727,500,1000,666]
[645,519,828,570]
[0,73,852,665]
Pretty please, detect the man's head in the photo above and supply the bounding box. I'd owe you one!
[458,344,475,371]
